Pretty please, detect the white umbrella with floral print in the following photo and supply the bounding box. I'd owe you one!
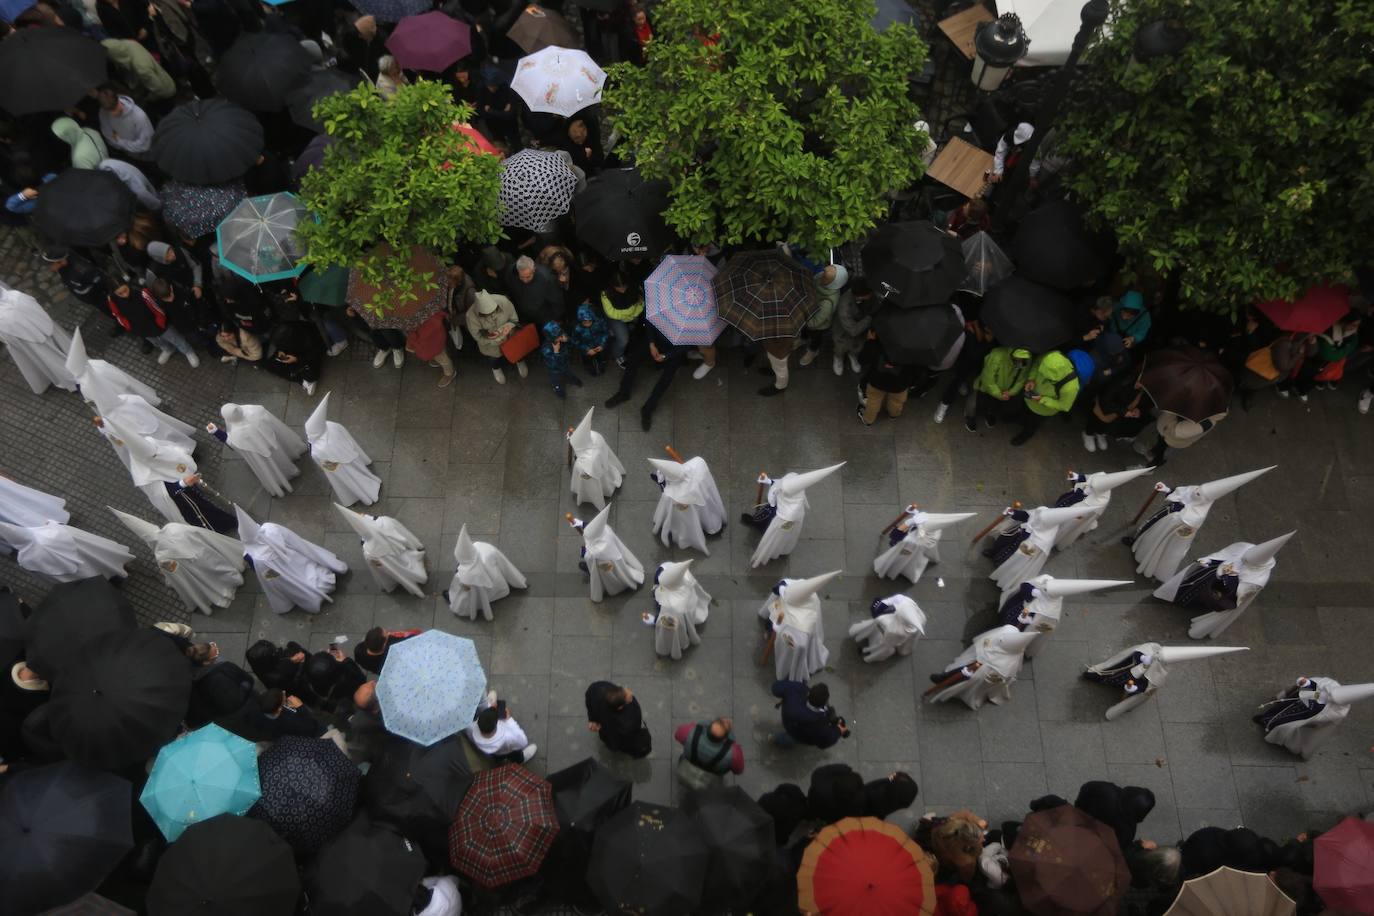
[511,45,605,118]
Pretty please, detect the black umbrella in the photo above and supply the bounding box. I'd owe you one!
[23,578,136,681]
[588,801,710,916]
[572,168,671,262]
[250,735,359,854]
[292,132,336,183]
[0,28,107,116]
[1140,346,1234,422]
[306,814,426,916]
[542,758,634,906]
[153,99,264,185]
[147,814,300,916]
[362,734,471,858]
[0,590,26,667]
[216,33,313,112]
[872,303,965,368]
[47,628,189,771]
[1010,197,1111,291]
[862,221,967,308]
[285,68,361,132]
[0,762,132,916]
[31,170,136,248]
[981,276,1076,353]
[682,786,776,912]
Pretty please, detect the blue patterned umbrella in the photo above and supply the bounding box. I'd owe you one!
[645,255,725,346]
[141,724,261,842]
[348,0,428,23]
[250,736,359,855]
[375,631,486,747]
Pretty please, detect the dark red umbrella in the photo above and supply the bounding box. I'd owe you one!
[1256,284,1350,334]
[448,764,559,888]
[1313,816,1374,914]
[386,11,472,72]
[1009,805,1130,916]
[1139,346,1234,422]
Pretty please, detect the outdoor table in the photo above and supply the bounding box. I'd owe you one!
[937,3,994,59]
[926,136,994,200]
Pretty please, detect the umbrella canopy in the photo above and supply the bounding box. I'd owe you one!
[511,46,606,118]
[47,628,190,771]
[872,303,964,368]
[0,762,132,916]
[153,99,264,185]
[683,786,776,911]
[348,0,429,23]
[1010,198,1111,291]
[797,817,936,916]
[285,68,361,132]
[162,181,247,240]
[548,758,632,834]
[23,577,135,681]
[0,590,24,667]
[1009,804,1131,916]
[140,724,261,842]
[960,230,1014,295]
[216,192,308,283]
[449,764,560,888]
[1139,346,1234,422]
[644,254,725,346]
[362,734,472,858]
[713,250,819,341]
[0,28,106,115]
[1,0,35,22]
[981,275,1076,352]
[499,148,579,231]
[216,32,313,112]
[453,122,500,157]
[872,0,919,29]
[1313,816,1374,914]
[249,735,359,854]
[1256,284,1351,334]
[386,11,472,72]
[374,630,486,746]
[507,4,580,53]
[1164,865,1295,916]
[147,814,301,916]
[292,132,335,182]
[299,264,349,307]
[862,221,967,308]
[32,170,135,248]
[346,244,449,332]
[573,168,670,261]
[307,814,427,916]
[588,801,710,916]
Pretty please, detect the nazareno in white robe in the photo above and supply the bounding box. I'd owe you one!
[445,527,526,621]
[0,286,76,394]
[988,507,1078,591]
[106,394,197,454]
[221,403,307,498]
[1155,541,1275,639]
[1262,677,1350,759]
[344,510,428,597]
[307,393,381,506]
[98,414,198,524]
[239,511,347,614]
[649,457,726,555]
[570,431,625,509]
[848,594,926,663]
[872,511,976,583]
[0,475,68,528]
[580,509,644,602]
[757,575,836,683]
[750,477,807,568]
[1131,486,1210,581]
[112,509,245,614]
[66,327,161,413]
[653,562,711,660]
[926,625,1037,710]
[0,520,134,582]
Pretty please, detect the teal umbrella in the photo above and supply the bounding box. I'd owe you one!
[140,724,261,842]
[216,192,308,283]
[298,264,349,307]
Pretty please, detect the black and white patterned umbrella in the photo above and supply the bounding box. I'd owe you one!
[499,149,579,231]
[249,736,359,855]
[161,181,247,240]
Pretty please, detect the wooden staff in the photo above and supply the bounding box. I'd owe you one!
[565,427,574,468]
[1130,489,1160,525]
[754,471,768,507]
[664,445,685,463]
[971,501,1021,545]
[564,512,577,529]
[922,661,980,697]
[880,503,917,537]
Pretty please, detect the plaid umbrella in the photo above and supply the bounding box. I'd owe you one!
[140,724,261,842]
[449,765,559,887]
[348,0,429,23]
[713,250,818,341]
[499,148,579,231]
[285,68,361,132]
[162,181,247,240]
[386,11,472,72]
[1010,805,1130,916]
[1139,346,1234,422]
[589,802,710,916]
[1256,284,1350,334]
[511,46,605,118]
[862,221,967,308]
[217,192,308,283]
[374,630,486,746]
[506,5,580,53]
[645,255,724,345]
[249,736,359,855]
[346,244,449,333]
[798,817,936,916]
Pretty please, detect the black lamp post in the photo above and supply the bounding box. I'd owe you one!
[1132,19,1191,63]
[971,13,1030,92]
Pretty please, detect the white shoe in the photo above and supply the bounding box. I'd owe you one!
[933,403,948,424]
[798,349,818,368]
[327,340,348,357]
[492,367,507,384]
[692,363,713,380]
[186,352,200,368]
[220,355,237,364]
[486,689,498,707]
[521,743,538,762]
[1275,387,1290,398]
[392,349,404,369]
[1298,393,1308,403]
[516,360,528,378]
[156,348,172,365]
[832,356,844,376]
[1082,432,1097,452]
[372,350,388,368]
[848,354,862,373]
[1095,434,1108,451]
[302,380,317,395]
[1360,391,1373,414]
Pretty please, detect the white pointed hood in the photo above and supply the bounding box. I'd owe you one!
[581,503,623,562]
[109,506,160,545]
[0,287,55,341]
[992,627,1041,654]
[102,413,195,485]
[919,511,979,532]
[657,559,693,588]
[1086,467,1153,494]
[233,505,262,545]
[1327,683,1374,705]
[304,392,332,442]
[647,457,688,484]
[781,569,842,605]
[1197,465,1275,501]
[1041,578,1133,598]
[1242,531,1295,567]
[1028,505,1088,529]
[454,524,478,565]
[221,403,293,458]
[569,407,596,451]
[65,325,91,378]
[1156,645,1249,664]
[780,463,845,496]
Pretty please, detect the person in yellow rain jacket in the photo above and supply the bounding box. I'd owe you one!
[1013,350,1080,446]
[972,346,1033,432]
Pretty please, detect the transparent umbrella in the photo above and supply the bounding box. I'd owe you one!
[959,230,1014,295]
[216,192,308,283]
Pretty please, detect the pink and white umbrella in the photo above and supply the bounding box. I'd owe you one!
[645,255,726,346]
[510,46,605,118]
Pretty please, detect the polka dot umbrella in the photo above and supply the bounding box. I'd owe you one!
[249,736,359,855]
[449,765,560,888]
[499,148,579,232]
[644,254,725,346]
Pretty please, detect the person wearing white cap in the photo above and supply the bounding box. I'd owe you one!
[65,327,162,413]
[1255,677,1374,759]
[465,288,528,385]
[1084,643,1249,720]
[110,507,245,614]
[652,559,711,660]
[873,506,977,584]
[305,392,381,506]
[991,122,1034,180]
[0,473,68,530]
[1154,531,1294,639]
[209,403,307,498]
[998,576,1132,657]
[0,519,134,582]
[798,264,848,369]
[758,570,839,682]
[235,506,347,615]
[443,524,526,621]
[571,504,644,602]
[1050,467,1154,549]
[925,625,1038,709]
[0,285,76,394]
[334,504,428,598]
[743,463,846,569]
[648,455,726,554]
[568,407,625,509]
[848,592,926,663]
[1125,466,1275,581]
[983,505,1084,591]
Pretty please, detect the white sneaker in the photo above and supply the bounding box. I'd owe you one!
[220,355,237,364]
[392,349,404,369]
[516,360,528,378]
[521,743,538,762]
[1082,432,1097,452]
[1095,434,1108,451]
[692,363,713,380]
[372,350,388,368]
[798,349,818,368]
[847,354,861,373]
[486,689,498,707]
[302,380,317,395]
[1360,391,1373,414]
[933,403,948,424]
[327,340,348,357]
[492,367,507,384]
[832,356,844,376]
[1298,393,1308,403]
[1275,387,1290,398]
[186,352,200,368]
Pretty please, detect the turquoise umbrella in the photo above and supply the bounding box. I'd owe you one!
[216,192,308,283]
[376,631,486,746]
[140,724,261,842]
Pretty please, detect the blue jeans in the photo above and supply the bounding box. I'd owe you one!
[772,730,797,748]
[150,326,195,356]
[607,319,632,360]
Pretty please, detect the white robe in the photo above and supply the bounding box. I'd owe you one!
[106,394,196,454]
[926,625,1030,710]
[584,524,644,602]
[359,516,427,597]
[570,431,625,508]
[757,585,829,682]
[873,519,944,583]
[73,356,161,414]
[988,515,1062,591]
[653,570,711,660]
[445,541,526,621]
[223,405,307,498]
[1262,678,1348,759]
[1154,542,1273,639]
[149,525,246,614]
[0,520,134,582]
[848,595,926,662]
[310,422,381,506]
[0,476,69,528]
[100,428,197,524]
[244,522,347,614]
[0,288,76,394]
[1132,487,1209,581]
[1052,488,1109,549]
[998,578,1062,660]
[650,459,726,555]
[750,477,807,568]
[1085,642,1165,720]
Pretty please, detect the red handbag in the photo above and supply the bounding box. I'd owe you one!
[499,323,540,363]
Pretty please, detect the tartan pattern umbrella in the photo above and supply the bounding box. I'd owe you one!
[511,46,605,118]
[140,724,261,842]
[1009,804,1131,916]
[645,255,725,346]
[797,817,936,916]
[1256,284,1350,334]
[449,764,560,887]
[862,221,967,308]
[1140,346,1234,422]
[506,5,580,53]
[162,181,247,240]
[374,630,486,746]
[499,149,579,231]
[217,192,308,283]
[348,0,429,23]
[713,250,819,341]
[386,11,472,72]
[249,736,359,855]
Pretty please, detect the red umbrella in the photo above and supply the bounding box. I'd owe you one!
[449,765,559,888]
[1009,805,1130,916]
[1256,284,1350,334]
[451,122,500,157]
[1314,816,1374,914]
[385,11,472,73]
[797,817,936,916]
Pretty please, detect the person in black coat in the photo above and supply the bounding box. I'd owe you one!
[244,639,312,695]
[246,688,327,740]
[584,680,651,758]
[303,647,366,717]
[862,771,918,819]
[807,763,865,825]
[603,319,690,431]
[184,642,255,728]
[756,782,809,846]
[771,680,846,749]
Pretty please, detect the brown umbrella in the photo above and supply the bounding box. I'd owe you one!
[506,5,580,54]
[345,244,449,334]
[712,250,819,341]
[1164,866,1295,916]
[1139,346,1234,422]
[1009,805,1130,916]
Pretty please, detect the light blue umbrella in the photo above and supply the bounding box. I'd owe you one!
[375,631,486,746]
[215,192,308,283]
[140,724,260,842]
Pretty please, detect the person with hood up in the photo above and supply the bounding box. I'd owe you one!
[982,505,1085,590]
[442,524,526,621]
[743,463,845,568]
[540,319,583,398]
[758,571,839,682]
[1125,466,1275,581]
[0,285,76,394]
[1255,676,1374,759]
[110,507,245,614]
[1050,466,1154,548]
[797,264,846,369]
[209,403,306,498]
[925,625,1039,709]
[872,506,976,584]
[50,117,108,170]
[1084,643,1248,719]
[998,576,1132,657]
[465,287,527,384]
[335,504,428,598]
[570,301,610,375]
[235,506,347,615]
[1108,290,1152,348]
[0,519,134,583]
[848,592,926,663]
[1155,531,1295,639]
[647,454,726,554]
[971,345,1033,432]
[567,407,624,509]
[651,559,711,660]
[1013,348,1079,446]
[571,503,644,601]
[304,393,381,506]
[829,276,872,376]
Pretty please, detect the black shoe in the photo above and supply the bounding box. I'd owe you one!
[740,512,757,526]
[605,392,628,408]
[441,589,450,603]
[964,417,977,432]
[640,411,652,431]
[1010,430,1033,446]
[856,404,872,427]
[1120,536,1135,547]
[929,672,949,685]
[757,385,785,397]
[578,560,588,574]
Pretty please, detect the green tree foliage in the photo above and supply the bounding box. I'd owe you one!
[297,80,503,314]
[1058,0,1374,311]
[604,0,929,251]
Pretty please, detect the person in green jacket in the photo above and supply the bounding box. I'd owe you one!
[972,346,1033,431]
[1014,349,1081,445]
